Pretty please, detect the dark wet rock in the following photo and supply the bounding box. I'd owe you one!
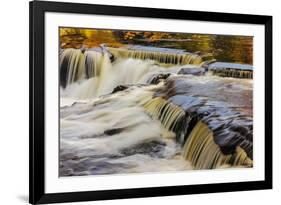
[121,140,166,157]
[111,84,149,94]
[81,45,87,54]
[148,73,171,84]
[177,67,206,76]
[111,85,129,93]
[77,128,125,139]
[104,128,124,135]
[100,44,115,62]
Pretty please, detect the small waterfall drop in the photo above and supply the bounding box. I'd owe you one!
[84,50,103,78]
[182,121,252,169]
[142,96,253,169]
[143,97,186,140]
[60,48,184,98]
[211,69,253,78]
[60,48,85,88]
[208,62,253,79]
[108,47,203,65]
[60,48,111,89]
[140,76,253,169]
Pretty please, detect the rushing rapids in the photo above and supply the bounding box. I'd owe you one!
[108,46,204,65]
[59,46,253,176]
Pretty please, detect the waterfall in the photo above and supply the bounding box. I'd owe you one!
[108,47,203,65]
[143,97,185,131]
[208,62,253,79]
[182,121,252,169]
[60,48,111,89]
[84,50,103,78]
[211,69,253,78]
[139,76,253,169]
[60,48,184,98]
[142,96,253,169]
[59,46,203,88]
[143,97,187,142]
[59,46,253,174]
[60,48,85,88]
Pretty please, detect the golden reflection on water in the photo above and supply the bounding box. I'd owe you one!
[60,28,253,65]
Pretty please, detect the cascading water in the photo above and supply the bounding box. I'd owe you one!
[60,46,253,176]
[60,48,85,88]
[182,121,252,169]
[60,47,185,98]
[108,46,203,65]
[145,75,253,169]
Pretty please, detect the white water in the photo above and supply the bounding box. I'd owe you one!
[60,85,192,176]
[59,51,193,176]
[61,56,182,99]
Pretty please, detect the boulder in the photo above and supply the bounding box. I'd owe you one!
[111,85,129,93]
[149,73,171,84]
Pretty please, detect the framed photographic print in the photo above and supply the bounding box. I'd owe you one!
[29,0,272,204]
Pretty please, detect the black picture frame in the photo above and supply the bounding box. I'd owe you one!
[29,0,272,204]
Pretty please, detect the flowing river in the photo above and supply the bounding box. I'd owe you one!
[59,46,253,176]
